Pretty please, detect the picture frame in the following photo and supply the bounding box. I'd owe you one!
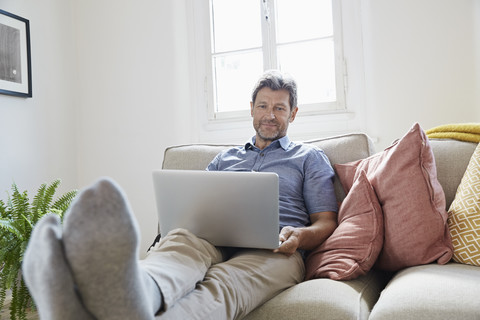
[0,9,32,98]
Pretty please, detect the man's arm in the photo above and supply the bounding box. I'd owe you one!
[273,211,337,256]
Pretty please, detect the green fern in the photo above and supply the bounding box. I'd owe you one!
[0,179,78,319]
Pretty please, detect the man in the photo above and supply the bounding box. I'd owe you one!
[23,70,338,320]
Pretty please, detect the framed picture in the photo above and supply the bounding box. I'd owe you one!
[0,9,32,97]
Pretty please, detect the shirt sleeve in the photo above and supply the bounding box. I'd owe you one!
[303,147,338,214]
[206,153,221,171]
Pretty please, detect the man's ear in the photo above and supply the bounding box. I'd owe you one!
[250,101,254,117]
[289,107,298,123]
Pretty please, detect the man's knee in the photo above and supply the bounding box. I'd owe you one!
[148,228,221,261]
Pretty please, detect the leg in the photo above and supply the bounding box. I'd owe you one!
[22,214,95,320]
[141,228,224,310]
[62,178,162,320]
[160,249,305,320]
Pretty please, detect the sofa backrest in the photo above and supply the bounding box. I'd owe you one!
[162,133,375,202]
[162,135,477,209]
[429,139,477,209]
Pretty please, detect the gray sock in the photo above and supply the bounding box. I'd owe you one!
[63,178,162,320]
[22,214,95,320]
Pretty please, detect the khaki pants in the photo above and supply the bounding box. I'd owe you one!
[140,228,305,320]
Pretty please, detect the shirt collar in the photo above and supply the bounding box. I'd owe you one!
[245,135,291,151]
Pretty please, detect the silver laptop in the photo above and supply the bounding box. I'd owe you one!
[152,169,280,249]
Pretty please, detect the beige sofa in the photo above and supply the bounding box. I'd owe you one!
[161,132,480,320]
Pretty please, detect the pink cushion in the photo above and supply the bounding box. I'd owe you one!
[305,170,383,280]
[335,123,453,271]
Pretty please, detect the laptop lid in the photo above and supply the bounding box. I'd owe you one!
[152,169,280,249]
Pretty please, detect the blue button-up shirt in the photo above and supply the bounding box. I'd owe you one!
[207,136,338,229]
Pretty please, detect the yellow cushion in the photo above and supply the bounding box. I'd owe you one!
[448,142,480,266]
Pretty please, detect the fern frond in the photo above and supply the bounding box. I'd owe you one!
[9,185,30,236]
[31,182,47,224]
[0,237,17,264]
[0,199,6,218]
[52,189,78,219]
[20,214,33,232]
[42,180,61,214]
[10,185,29,219]
[12,278,29,320]
[3,247,22,289]
[9,277,18,320]
[0,276,6,317]
[18,238,30,264]
[0,218,23,241]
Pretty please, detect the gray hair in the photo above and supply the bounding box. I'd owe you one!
[251,70,297,111]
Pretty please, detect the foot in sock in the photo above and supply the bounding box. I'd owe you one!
[62,178,162,320]
[22,214,95,320]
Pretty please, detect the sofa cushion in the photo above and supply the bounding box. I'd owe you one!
[305,170,383,280]
[335,123,453,271]
[369,263,480,320]
[448,142,480,266]
[244,269,391,320]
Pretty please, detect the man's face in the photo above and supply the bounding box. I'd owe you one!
[251,87,298,147]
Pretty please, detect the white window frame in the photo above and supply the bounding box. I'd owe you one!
[187,0,366,142]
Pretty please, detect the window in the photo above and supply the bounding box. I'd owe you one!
[189,0,365,140]
[205,0,346,119]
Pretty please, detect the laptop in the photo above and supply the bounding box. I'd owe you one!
[152,169,280,249]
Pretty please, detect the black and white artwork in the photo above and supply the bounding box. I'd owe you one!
[0,9,31,97]
[0,23,22,83]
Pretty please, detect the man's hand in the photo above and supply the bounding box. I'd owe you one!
[274,226,300,256]
[273,211,337,256]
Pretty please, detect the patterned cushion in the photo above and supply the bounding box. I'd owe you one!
[448,142,480,266]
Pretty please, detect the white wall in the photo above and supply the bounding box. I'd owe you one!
[1,0,479,256]
[0,0,78,197]
[362,0,479,149]
[73,0,193,255]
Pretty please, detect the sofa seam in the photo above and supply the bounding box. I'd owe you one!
[355,273,376,320]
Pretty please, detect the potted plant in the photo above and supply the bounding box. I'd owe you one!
[0,179,78,320]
